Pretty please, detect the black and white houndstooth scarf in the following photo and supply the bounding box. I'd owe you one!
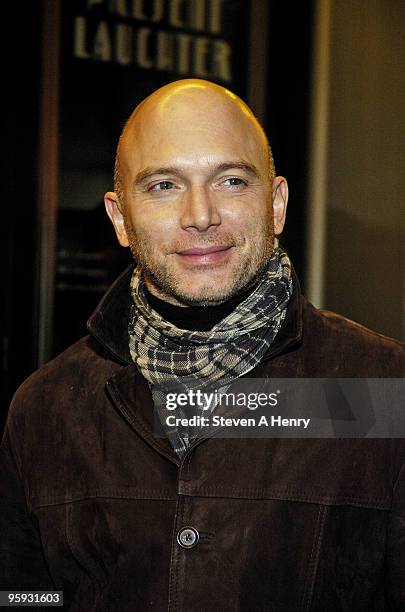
[128,247,293,456]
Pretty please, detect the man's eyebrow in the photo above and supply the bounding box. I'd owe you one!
[214,161,260,178]
[133,161,261,187]
[134,166,183,186]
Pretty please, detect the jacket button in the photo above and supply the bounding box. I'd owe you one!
[177,527,199,549]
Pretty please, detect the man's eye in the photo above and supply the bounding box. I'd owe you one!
[222,177,247,187]
[149,181,174,191]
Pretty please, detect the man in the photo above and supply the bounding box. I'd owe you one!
[1,79,404,610]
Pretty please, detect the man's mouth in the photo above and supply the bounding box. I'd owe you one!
[175,245,233,265]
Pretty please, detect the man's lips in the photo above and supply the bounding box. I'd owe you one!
[175,245,233,264]
[177,245,231,256]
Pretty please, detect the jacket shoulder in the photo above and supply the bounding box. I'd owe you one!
[301,298,405,376]
[6,336,122,428]
[318,306,404,351]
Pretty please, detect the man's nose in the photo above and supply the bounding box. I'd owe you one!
[179,185,221,231]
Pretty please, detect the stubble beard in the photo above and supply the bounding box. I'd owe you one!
[124,216,275,307]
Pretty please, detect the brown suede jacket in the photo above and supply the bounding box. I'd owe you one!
[0,265,404,611]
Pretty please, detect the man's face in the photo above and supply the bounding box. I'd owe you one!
[106,87,287,306]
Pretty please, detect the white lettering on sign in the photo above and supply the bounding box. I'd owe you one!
[156,31,174,71]
[73,0,233,82]
[169,0,183,28]
[137,27,153,69]
[74,17,91,59]
[73,16,233,81]
[116,24,131,65]
[209,0,223,34]
[93,21,111,61]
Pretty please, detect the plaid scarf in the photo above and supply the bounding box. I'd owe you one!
[128,247,293,456]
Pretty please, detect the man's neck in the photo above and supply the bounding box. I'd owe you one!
[143,286,252,331]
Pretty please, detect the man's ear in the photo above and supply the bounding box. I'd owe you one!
[104,192,129,247]
[272,176,288,236]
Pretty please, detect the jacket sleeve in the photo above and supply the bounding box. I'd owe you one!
[0,425,54,589]
[386,457,405,608]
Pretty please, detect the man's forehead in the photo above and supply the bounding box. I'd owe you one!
[120,131,266,183]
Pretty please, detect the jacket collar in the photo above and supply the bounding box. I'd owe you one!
[87,264,135,364]
[86,262,303,365]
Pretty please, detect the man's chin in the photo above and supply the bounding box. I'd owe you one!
[147,272,258,307]
[154,286,238,307]
[143,273,242,307]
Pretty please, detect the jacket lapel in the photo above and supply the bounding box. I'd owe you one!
[105,363,181,466]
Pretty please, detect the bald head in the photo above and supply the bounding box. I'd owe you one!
[114,79,275,206]
[105,78,288,306]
